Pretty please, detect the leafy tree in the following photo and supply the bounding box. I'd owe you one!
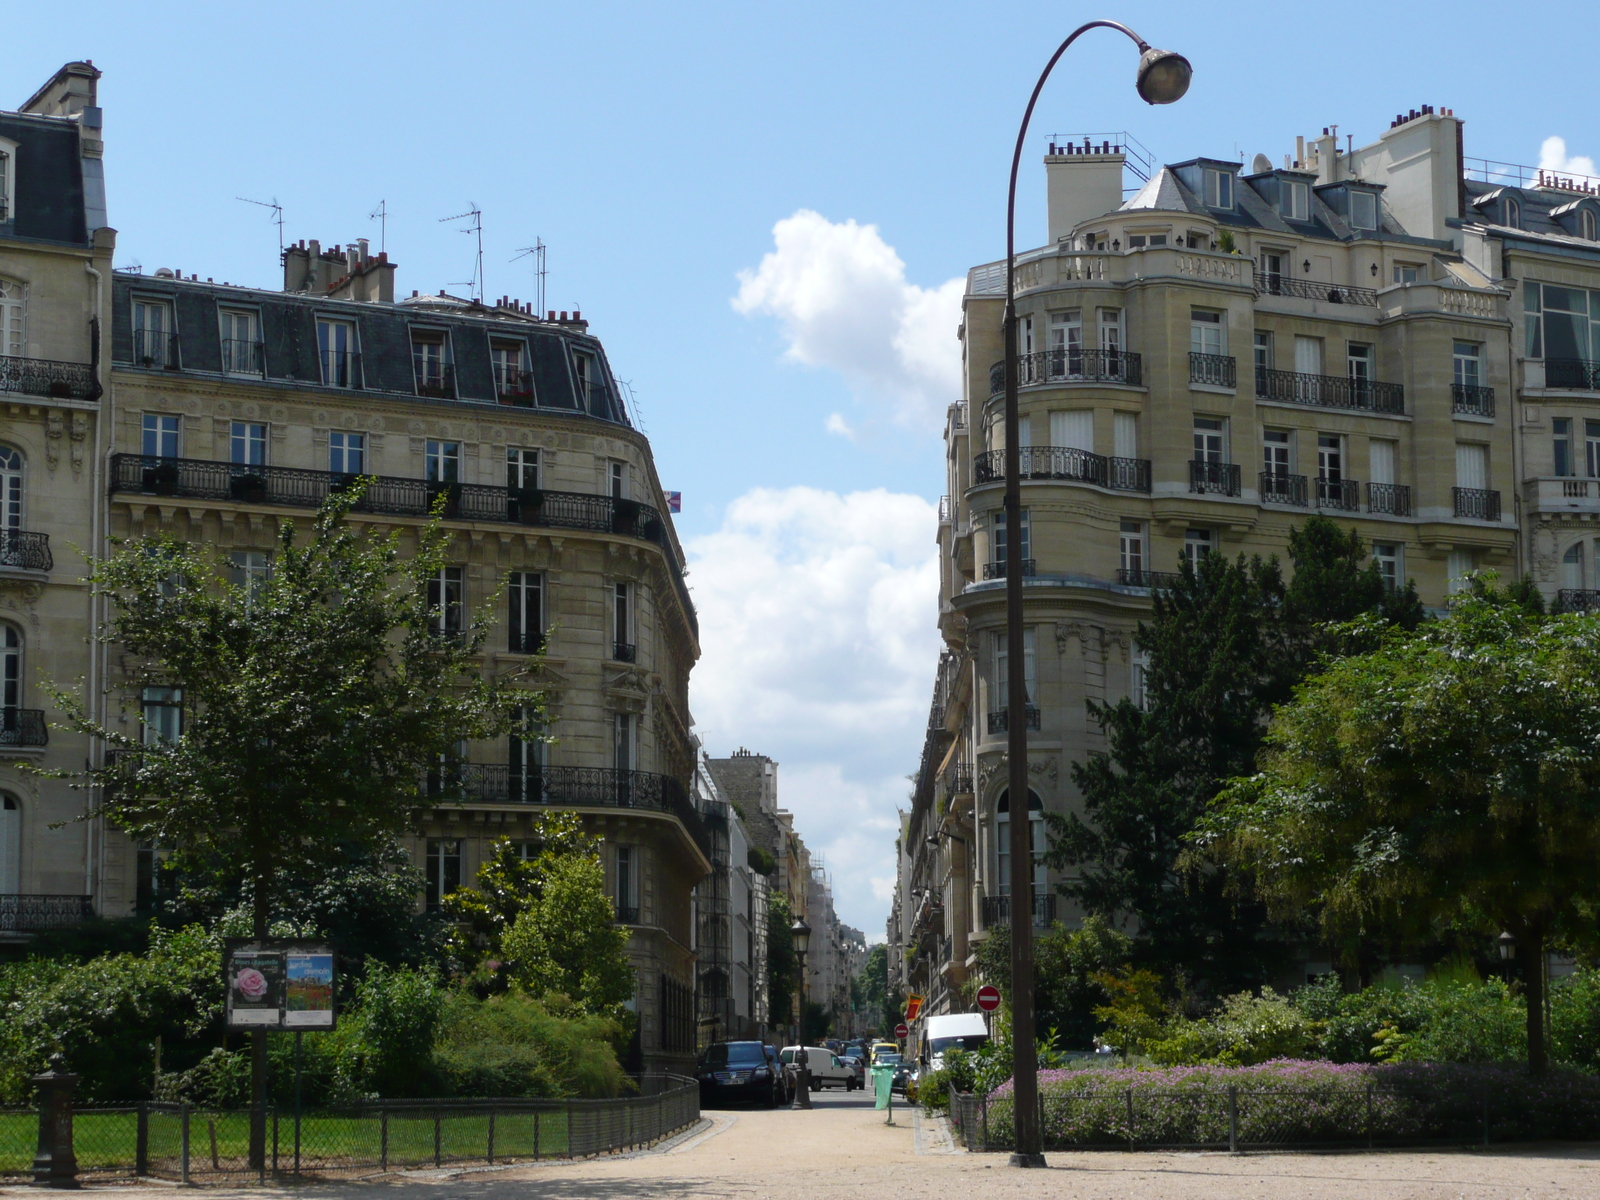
[767,892,798,1031]
[860,943,892,1035]
[1284,516,1423,660]
[499,851,634,1024]
[973,915,1132,1048]
[50,486,518,1163]
[1196,588,1600,1072]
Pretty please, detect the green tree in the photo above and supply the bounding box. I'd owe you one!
[860,943,891,1035]
[1196,588,1600,1072]
[973,915,1133,1048]
[767,892,797,1031]
[500,851,634,1024]
[51,486,517,1164]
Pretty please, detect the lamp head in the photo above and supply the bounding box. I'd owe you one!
[791,915,811,958]
[1135,45,1192,105]
[1497,930,1516,961]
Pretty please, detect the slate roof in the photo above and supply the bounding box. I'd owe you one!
[0,112,88,246]
[1464,178,1600,253]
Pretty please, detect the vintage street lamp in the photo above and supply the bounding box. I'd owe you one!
[790,915,812,1111]
[998,20,1189,1168]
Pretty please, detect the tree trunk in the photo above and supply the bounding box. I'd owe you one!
[1525,923,1547,1076]
[249,867,269,1172]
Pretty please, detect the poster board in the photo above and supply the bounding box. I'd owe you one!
[224,939,336,1030]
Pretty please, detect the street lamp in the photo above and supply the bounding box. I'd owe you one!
[998,20,1189,1170]
[790,915,812,1111]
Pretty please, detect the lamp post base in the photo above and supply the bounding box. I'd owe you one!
[790,1066,812,1110]
[1008,1152,1048,1168]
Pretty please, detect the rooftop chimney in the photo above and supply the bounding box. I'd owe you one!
[1045,141,1126,244]
[20,61,100,118]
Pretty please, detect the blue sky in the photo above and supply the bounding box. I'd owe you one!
[12,0,1597,936]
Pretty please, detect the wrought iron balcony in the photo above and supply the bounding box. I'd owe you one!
[221,339,265,376]
[988,348,1143,394]
[0,708,48,747]
[1452,383,1495,417]
[1190,460,1242,497]
[1116,567,1181,590]
[320,349,362,389]
[110,454,698,638]
[943,765,974,796]
[1454,487,1502,521]
[1367,482,1412,516]
[612,641,637,663]
[972,447,1150,493]
[986,705,1040,734]
[0,531,52,572]
[1255,366,1405,414]
[0,355,98,400]
[982,559,1035,580]
[0,894,93,932]
[132,329,180,369]
[495,369,535,403]
[1558,589,1600,612]
[1260,471,1308,507]
[1544,358,1600,390]
[979,893,1056,930]
[413,360,456,400]
[614,905,640,925]
[430,764,709,857]
[1254,270,1378,306]
[1189,352,1237,388]
[509,630,546,655]
[1315,477,1361,511]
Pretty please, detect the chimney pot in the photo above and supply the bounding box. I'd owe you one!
[548,311,556,320]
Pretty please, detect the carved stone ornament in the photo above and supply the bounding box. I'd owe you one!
[70,413,89,477]
[43,412,64,471]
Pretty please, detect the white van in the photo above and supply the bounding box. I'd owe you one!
[919,1012,990,1073]
[779,1045,860,1090]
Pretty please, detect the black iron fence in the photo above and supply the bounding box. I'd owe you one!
[1453,487,1502,521]
[1116,568,1182,590]
[1259,471,1307,507]
[1315,477,1361,512]
[1558,589,1600,612]
[0,708,48,747]
[986,705,1040,734]
[988,348,1143,393]
[1188,352,1236,388]
[1189,460,1242,497]
[1367,482,1412,516]
[1255,366,1405,414]
[1254,270,1378,307]
[978,893,1055,930]
[0,355,99,400]
[131,329,180,369]
[0,531,50,572]
[0,894,92,932]
[982,559,1035,580]
[220,340,265,376]
[973,448,1150,493]
[0,1076,698,1185]
[1451,382,1495,417]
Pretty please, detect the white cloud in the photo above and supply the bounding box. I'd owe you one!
[733,210,964,433]
[824,412,856,440]
[1540,136,1597,180]
[685,485,940,935]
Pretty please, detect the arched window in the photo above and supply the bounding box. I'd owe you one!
[0,277,23,360]
[0,445,21,531]
[1503,197,1521,229]
[0,792,18,894]
[995,788,1045,899]
[1583,209,1598,242]
[1564,542,1586,592]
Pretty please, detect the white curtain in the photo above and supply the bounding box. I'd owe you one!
[1050,410,1094,452]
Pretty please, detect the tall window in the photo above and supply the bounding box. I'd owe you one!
[316,319,356,388]
[613,582,634,660]
[0,793,19,896]
[1204,168,1233,210]
[1502,197,1521,229]
[1553,418,1573,477]
[228,551,271,606]
[507,447,539,492]
[219,309,260,375]
[1098,308,1123,355]
[0,276,24,359]
[608,461,627,499]
[1370,439,1397,486]
[425,440,460,483]
[424,839,462,910]
[1254,330,1274,371]
[1295,335,1324,377]
[1453,341,1482,388]
[1192,417,1225,464]
[1282,180,1310,221]
[573,350,597,409]
[230,421,266,467]
[1318,435,1343,482]
[1190,309,1223,357]
[1262,429,1291,478]
[1131,649,1149,711]
[492,341,527,398]
[428,567,464,638]
[1,625,19,717]
[994,627,1035,714]
[1050,410,1092,452]
[1447,550,1476,594]
[1049,310,1082,376]
[412,332,449,395]
[1586,421,1600,478]
[328,431,365,475]
[995,790,1044,900]
[613,712,633,772]
[508,571,543,653]
[1113,412,1137,459]
[133,299,173,367]
[1456,443,1488,491]
[141,414,180,459]
[0,147,11,225]
[0,446,21,531]
[1259,252,1286,294]
[141,686,183,744]
[615,845,636,920]
[1183,529,1212,564]
[1373,543,1400,590]
[1350,190,1378,231]
[508,705,545,800]
[992,508,1030,570]
[1119,520,1144,577]
[1347,343,1373,386]
[1563,543,1586,591]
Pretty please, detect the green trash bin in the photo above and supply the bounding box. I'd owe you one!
[870,1065,894,1110]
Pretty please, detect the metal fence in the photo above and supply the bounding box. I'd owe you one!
[948,1077,1600,1152]
[0,1075,698,1185]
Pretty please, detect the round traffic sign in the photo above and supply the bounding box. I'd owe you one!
[976,984,1002,1012]
[894,1022,909,1039]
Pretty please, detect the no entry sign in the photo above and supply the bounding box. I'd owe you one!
[976,984,1002,1012]
[894,1022,910,1039]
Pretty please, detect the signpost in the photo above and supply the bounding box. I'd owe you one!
[976,985,1002,1012]
[894,1022,909,1040]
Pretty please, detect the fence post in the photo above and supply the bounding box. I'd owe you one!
[981,1092,988,1150]
[534,1107,540,1161]
[180,1104,190,1186]
[1365,1083,1373,1150]
[1482,1087,1490,1147]
[434,1108,442,1168]
[272,1108,279,1175]
[487,1107,496,1165]
[30,1051,79,1189]
[380,1110,388,1173]
[294,1103,301,1178]
[1227,1085,1238,1154]
[136,1102,149,1177]
[1126,1088,1136,1153]
[567,1101,573,1160]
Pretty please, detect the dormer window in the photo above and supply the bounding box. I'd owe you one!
[1503,197,1521,229]
[1282,180,1310,222]
[1583,209,1598,241]
[1350,190,1378,231]
[1203,168,1233,210]
[412,331,454,399]
[0,142,13,224]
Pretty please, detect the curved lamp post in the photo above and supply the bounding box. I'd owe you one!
[790,915,812,1110]
[999,22,1189,1169]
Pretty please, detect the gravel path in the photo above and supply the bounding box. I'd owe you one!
[7,1090,1598,1198]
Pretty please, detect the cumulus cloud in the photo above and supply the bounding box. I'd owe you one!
[1541,136,1597,180]
[733,210,964,433]
[824,412,856,440]
[685,485,940,934]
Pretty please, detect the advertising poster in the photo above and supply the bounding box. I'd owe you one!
[226,944,285,1027]
[284,949,336,1027]
[224,940,337,1030]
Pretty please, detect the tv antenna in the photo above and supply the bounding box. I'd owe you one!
[440,203,484,302]
[369,199,388,253]
[512,238,547,315]
[237,196,285,259]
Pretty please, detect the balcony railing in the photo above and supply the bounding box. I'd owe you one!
[1315,477,1361,511]
[1544,358,1600,391]
[495,370,535,403]
[1189,352,1237,388]
[972,447,1151,493]
[1452,383,1495,417]
[1190,460,1242,497]
[612,641,637,663]
[0,355,98,400]
[413,360,456,399]
[0,531,52,572]
[1254,270,1378,306]
[979,893,1056,930]
[1259,471,1308,507]
[132,329,180,369]
[614,905,640,925]
[509,630,546,655]
[109,454,697,638]
[1558,589,1600,612]
[943,766,974,796]
[221,339,265,376]
[1116,567,1182,590]
[1454,487,1502,521]
[320,350,362,389]
[982,559,1035,580]
[986,706,1040,734]
[1255,366,1405,414]
[433,764,710,857]
[1367,482,1412,516]
[0,894,93,932]
[988,348,1143,394]
[0,708,48,747]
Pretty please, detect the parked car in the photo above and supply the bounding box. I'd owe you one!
[697,1040,786,1107]
[779,1045,860,1090]
[870,1041,900,1064]
[870,1049,911,1093]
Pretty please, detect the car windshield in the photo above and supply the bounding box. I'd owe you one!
[929,1034,989,1055]
[701,1042,766,1067]
[876,1052,902,1064]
